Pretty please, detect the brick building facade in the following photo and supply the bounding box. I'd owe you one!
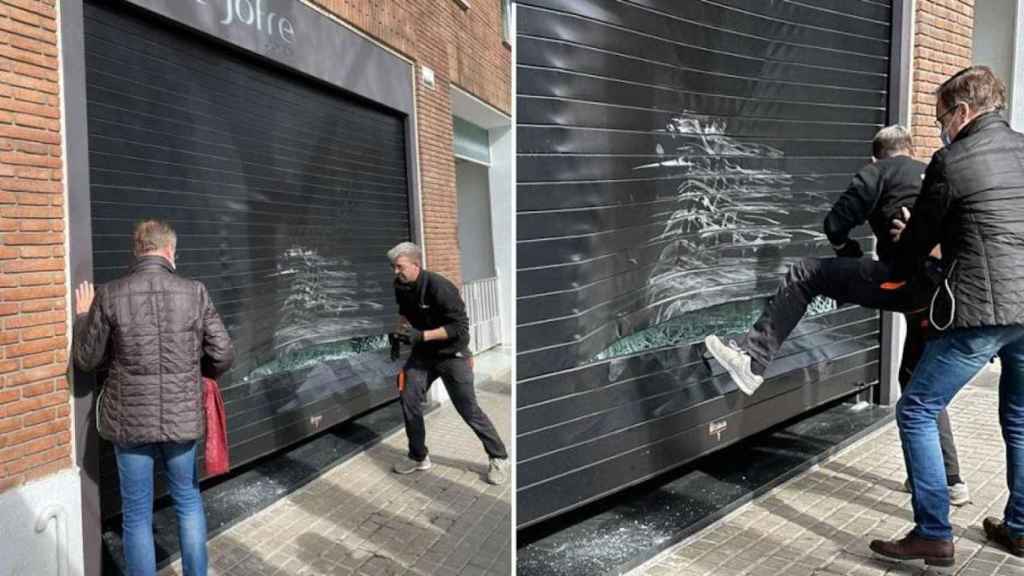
[0,0,508,496]
[910,0,975,159]
[0,0,510,573]
[0,0,71,494]
[306,0,511,286]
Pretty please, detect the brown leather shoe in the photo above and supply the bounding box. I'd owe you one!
[984,517,1024,557]
[869,532,954,568]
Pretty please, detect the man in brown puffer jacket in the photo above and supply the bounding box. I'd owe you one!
[73,220,233,576]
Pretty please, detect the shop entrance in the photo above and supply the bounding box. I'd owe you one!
[82,0,412,519]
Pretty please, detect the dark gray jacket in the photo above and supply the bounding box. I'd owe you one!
[73,256,234,445]
[894,112,1024,329]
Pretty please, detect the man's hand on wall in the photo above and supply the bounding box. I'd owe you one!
[75,281,95,316]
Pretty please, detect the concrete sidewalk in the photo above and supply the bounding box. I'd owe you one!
[631,365,1024,576]
[160,357,511,576]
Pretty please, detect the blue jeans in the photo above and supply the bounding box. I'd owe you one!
[898,325,1024,540]
[115,442,207,576]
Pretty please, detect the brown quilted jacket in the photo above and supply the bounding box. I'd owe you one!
[72,256,234,445]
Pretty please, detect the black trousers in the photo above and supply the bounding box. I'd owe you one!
[744,257,931,373]
[743,256,961,480]
[400,354,507,462]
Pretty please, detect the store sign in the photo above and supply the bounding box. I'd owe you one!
[195,0,295,44]
[123,0,414,115]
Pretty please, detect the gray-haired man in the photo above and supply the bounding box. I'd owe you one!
[388,242,508,485]
[703,125,968,504]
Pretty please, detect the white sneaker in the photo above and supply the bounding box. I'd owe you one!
[486,458,509,485]
[393,455,432,475]
[948,482,971,506]
[704,335,764,396]
[902,478,971,507]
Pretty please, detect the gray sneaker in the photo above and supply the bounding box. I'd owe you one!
[486,458,509,485]
[902,478,971,506]
[704,335,764,396]
[393,455,432,475]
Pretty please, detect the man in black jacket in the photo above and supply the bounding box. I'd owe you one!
[869,66,1024,567]
[73,220,233,576]
[705,127,969,503]
[388,242,508,485]
[705,126,957,429]
[705,127,939,396]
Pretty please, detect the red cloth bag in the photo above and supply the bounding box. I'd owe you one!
[203,377,230,477]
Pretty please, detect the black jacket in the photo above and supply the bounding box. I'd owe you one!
[894,112,1024,329]
[395,270,470,357]
[73,256,234,445]
[824,155,925,263]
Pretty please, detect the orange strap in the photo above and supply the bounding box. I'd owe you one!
[397,370,406,393]
[880,281,907,290]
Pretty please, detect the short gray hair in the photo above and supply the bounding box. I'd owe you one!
[387,241,422,264]
[872,125,912,159]
[133,219,177,256]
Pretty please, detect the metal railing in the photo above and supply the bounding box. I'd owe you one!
[461,276,502,354]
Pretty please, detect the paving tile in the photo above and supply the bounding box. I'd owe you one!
[631,369,1024,576]
[161,376,510,576]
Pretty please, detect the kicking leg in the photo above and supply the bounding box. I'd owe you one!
[706,256,910,395]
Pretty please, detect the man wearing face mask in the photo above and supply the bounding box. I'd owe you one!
[869,66,1024,567]
[73,219,234,576]
[388,241,509,485]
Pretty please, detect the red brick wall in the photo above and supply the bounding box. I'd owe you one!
[310,0,511,285]
[910,0,975,159]
[0,0,72,493]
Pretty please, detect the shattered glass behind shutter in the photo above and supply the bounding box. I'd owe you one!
[244,246,388,382]
[594,112,834,360]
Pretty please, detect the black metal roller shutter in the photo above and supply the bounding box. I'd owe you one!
[517,0,892,527]
[82,0,410,516]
